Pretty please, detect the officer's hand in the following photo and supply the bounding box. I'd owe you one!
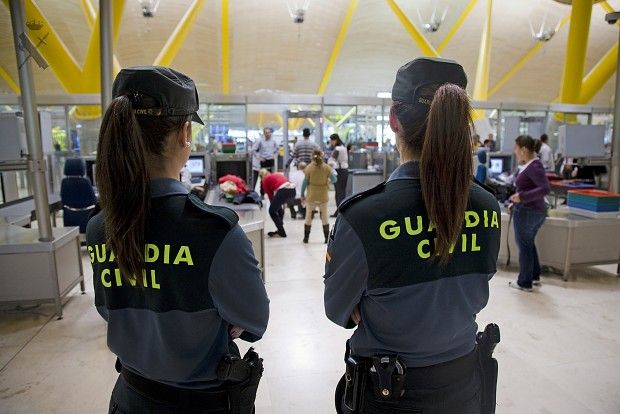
[351,306,361,325]
[230,326,244,339]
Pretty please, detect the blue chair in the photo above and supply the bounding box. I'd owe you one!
[475,148,488,184]
[60,158,97,233]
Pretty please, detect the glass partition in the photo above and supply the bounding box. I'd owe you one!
[355,105,382,146]
[323,105,356,145]
[207,104,247,153]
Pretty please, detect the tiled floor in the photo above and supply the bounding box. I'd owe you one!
[1,197,619,413]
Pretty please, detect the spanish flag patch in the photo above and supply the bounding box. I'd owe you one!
[326,251,332,262]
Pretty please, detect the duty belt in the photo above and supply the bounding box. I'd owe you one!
[116,359,230,411]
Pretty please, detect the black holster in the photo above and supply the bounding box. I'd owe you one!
[216,347,263,414]
[476,323,501,414]
[338,342,407,413]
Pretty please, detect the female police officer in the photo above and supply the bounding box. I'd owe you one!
[324,58,500,413]
[86,66,269,413]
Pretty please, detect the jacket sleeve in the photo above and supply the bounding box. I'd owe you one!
[519,162,551,203]
[209,224,269,342]
[324,216,368,329]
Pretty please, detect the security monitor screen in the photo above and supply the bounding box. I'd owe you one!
[489,158,503,175]
[186,157,204,175]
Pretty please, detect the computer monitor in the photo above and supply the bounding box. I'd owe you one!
[489,158,503,175]
[186,156,205,176]
[488,155,512,177]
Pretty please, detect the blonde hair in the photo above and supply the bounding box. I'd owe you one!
[312,150,324,165]
[259,168,270,178]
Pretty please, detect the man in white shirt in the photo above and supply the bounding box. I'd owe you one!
[287,162,307,219]
[538,134,555,171]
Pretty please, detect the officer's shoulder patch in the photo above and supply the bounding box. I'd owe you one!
[339,182,386,213]
[186,194,239,228]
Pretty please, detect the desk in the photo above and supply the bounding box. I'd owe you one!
[206,190,265,280]
[499,209,620,280]
[549,181,596,208]
[0,224,85,318]
[0,193,62,227]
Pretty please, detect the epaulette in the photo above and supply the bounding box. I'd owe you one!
[338,182,386,213]
[186,193,239,228]
[472,178,497,197]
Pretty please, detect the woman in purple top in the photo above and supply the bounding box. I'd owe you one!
[509,135,551,292]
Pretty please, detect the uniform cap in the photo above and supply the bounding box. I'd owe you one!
[112,66,204,125]
[391,58,467,112]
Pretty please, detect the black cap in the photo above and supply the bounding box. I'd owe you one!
[391,57,467,111]
[112,66,204,125]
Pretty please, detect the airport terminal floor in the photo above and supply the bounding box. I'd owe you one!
[0,194,619,414]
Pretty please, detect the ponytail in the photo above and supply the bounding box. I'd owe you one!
[515,135,541,153]
[96,96,149,284]
[534,139,542,153]
[96,96,190,285]
[312,149,324,165]
[420,84,473,263]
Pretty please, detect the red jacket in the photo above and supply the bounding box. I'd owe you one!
[261,173,289,201]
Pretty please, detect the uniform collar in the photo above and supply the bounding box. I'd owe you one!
[150,178,189,198]
[388,160,420,181]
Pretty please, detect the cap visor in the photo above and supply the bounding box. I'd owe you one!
[191,112,204,125]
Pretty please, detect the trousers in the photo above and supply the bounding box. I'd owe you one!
[336,351,481,414]
[512,204,546,288]
[269,188,296,234]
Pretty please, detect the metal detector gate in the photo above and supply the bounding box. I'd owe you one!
[282,110,323,172]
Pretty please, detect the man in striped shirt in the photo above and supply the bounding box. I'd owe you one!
[294,128,320,165]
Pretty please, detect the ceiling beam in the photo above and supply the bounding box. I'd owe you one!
[222,0,230,94]
[578,43,618,103]
[385,0,439,57]
[473,0,492,101]
[79,0,96,27]
[81,0,125,92]
[153,0,207,67]
[1,0,83,92]
[488,14,570,98]
[317,0,358,95]
[80,0,122,75]
[559,0,593,104]
[0,64,20,94]
[437,0,478,54]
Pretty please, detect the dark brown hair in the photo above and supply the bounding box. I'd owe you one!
[96,95,190,284]
[312,149,324,165]
[515,135,542,153]
[391,83,473,262]
[330,133,344,146]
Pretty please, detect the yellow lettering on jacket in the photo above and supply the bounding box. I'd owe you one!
[173,246,194,265]
[465,211,480,228]
[145,244,159,263]
[417,239,431,259]
[404,216,423,235]
[491,211,499,228]
[101,269,112,288]
[380,220,400,240]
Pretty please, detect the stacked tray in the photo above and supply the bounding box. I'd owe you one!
[567,189,620,218]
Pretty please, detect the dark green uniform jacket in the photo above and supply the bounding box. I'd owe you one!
[324,161,500,367]
[86,178,269,388]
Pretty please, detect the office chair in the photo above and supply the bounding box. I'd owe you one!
[60,158,97,233]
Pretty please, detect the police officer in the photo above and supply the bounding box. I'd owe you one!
[324,58,501,413]
[86,66,269,414]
